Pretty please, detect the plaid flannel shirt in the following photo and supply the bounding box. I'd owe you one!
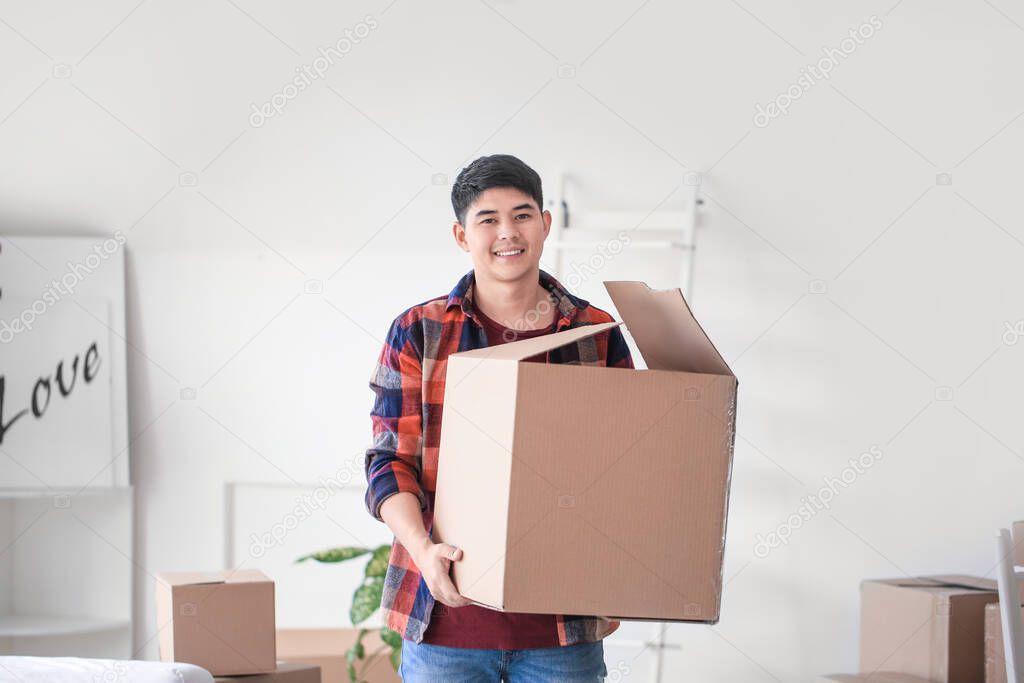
[364,268,636,645]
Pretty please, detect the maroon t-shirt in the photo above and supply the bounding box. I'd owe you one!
[420,302,560,649]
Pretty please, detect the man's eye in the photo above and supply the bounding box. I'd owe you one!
[516,214,531,220]
[481,218,495,224]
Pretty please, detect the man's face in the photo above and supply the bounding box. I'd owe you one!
[452,186,551,283]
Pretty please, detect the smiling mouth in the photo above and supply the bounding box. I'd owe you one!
[493,248,525,258]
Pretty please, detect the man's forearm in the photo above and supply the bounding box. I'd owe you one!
[379,491,431,560]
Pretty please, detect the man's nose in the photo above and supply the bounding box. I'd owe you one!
[497,220,521,238]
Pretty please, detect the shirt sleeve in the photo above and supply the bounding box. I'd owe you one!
[364,316,429,523]
[606,324,636,370]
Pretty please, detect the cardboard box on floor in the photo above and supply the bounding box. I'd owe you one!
[277,628,400,683]
[155,570,276,676]
[984,601,1024,683]
[860,575,1000,683]
[433,280,738,621]
[213,662,320,683]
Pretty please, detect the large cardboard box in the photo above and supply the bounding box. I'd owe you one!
[213,662,320,683]
[155,570,276,675]
[433,280,738,621]
[983,601,1024,683]
[819,675,934,682]
[276,628,400,683]
[859,575,1000,683]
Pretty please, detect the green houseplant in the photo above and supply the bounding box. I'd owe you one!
[296,544,402,683]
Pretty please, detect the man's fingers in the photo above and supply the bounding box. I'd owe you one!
[444,544,462,561]
[435,572,459,596]
[433,574,471,607]
[439,593,473,608]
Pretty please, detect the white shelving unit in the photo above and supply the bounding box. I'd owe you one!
[541,171,704,683]
[0,235,133,658]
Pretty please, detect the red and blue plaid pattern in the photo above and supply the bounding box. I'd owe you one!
[364,268,635,645]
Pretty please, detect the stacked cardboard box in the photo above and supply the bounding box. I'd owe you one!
[156,570,277,675]
[823,575,1005,682]
[156,570,322,682]
[858,575,1000,683]
[823,521,1024,682]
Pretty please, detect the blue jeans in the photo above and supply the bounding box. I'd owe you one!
[398,638,608,682]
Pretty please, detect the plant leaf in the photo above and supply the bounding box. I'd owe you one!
[296,547,370,564]
[353,628,368,659]
[379,626,402,649]
[347,660,357,683]
[350,577,384,625]
[364,545,391,578]
[389,646,401,672]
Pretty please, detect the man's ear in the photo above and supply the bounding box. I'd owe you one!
[452,222,469,252]
[541,209,552,238]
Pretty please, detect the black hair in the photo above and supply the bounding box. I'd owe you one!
[451,154,543,226]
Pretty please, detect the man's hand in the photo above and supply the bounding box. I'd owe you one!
[411,538,474,608]
[378,492,473,608]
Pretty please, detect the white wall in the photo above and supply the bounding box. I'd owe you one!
[2,0,1023,679]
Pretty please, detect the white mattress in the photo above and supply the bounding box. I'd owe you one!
[0,657,214,683]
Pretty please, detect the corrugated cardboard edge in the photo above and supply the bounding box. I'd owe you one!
[710,377,739,624]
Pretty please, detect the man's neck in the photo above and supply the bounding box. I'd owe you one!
[472,268,556,330]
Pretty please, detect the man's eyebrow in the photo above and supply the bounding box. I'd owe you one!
[473,203,537,219]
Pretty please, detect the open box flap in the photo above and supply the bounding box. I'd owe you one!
[453,321,622,361]
[604,281,733,377]
[890,575,996,592]
[157,571,226,587]
[156,569,270,587]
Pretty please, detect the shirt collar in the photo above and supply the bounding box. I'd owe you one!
[445,268,588,325]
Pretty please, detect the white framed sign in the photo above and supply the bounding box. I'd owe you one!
[0,235,129,489]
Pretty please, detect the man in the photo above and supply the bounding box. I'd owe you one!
[364,154,635,682]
